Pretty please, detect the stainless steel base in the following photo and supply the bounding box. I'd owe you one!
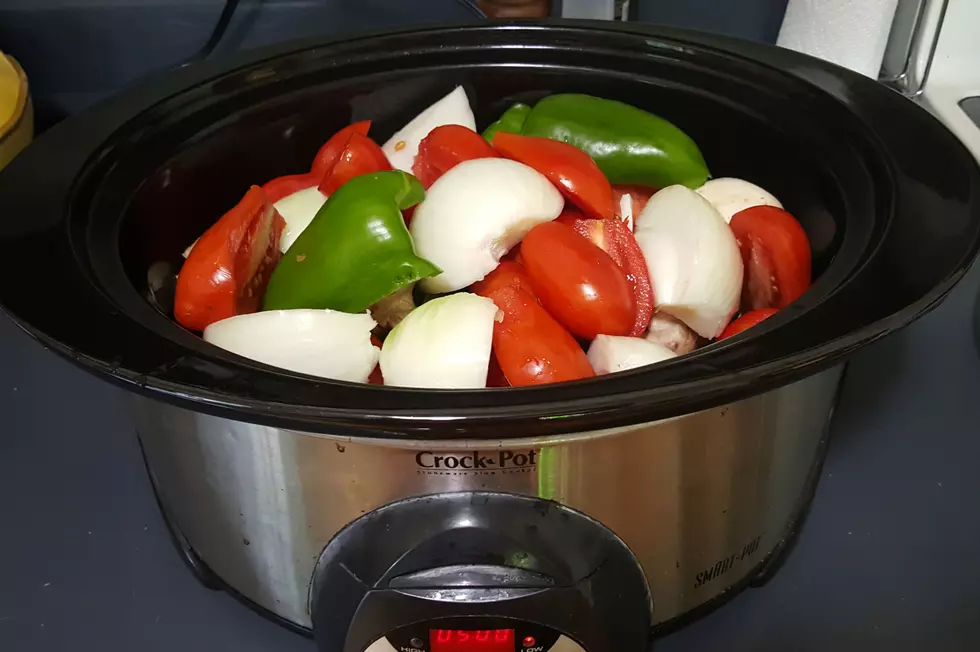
[133,365,843,630]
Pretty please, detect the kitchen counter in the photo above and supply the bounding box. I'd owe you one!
[2,259,979,652]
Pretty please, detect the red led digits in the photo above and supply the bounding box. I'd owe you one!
[430,630,515,652]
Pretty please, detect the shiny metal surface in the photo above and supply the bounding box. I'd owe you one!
[132,366,843,629]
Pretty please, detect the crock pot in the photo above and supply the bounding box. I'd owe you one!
[1,20,978,652]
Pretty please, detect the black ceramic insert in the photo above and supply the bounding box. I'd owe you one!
[0,20,978,439]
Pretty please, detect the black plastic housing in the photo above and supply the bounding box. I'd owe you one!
[309,493,652,652]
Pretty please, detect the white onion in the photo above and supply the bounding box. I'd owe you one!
[182,238,198,258]
[203,309,379,382]
[411,158,564,294]
[696,177,782,223]
[382,86,476,173]
[274,186,327,253]
[633,185,743,339]
[380,292,498,389]
[617,192,636,232]
[645,311,699,355]
[587,335,677,375]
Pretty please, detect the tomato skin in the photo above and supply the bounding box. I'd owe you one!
[262,173,318,204]
[521,221,635,339]
[310,121,372,178]
[471,260,536,299]
[486,352,511,388]
[493,132,614,220]
[475,284,594,386]
[318,133,392,194]
[368,335,384,384]
[718,308,779,340]
[613,184,654,229]
[557,211,654,337]
[175,186,285,331]
[413,125,499,188]
[729,205,812,311]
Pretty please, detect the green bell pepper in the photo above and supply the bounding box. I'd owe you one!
[520,94,710,189]
[263,171,440,314]
[482,102,531,142]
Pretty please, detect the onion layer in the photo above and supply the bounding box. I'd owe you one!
[633,185,743,339]
[380,292,498,389]
[587,335,677,374]
[411,158,564,294]
[203,309,379,382]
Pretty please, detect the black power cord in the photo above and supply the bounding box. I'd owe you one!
[187,0,243,63]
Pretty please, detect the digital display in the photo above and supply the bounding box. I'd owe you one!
[430,629,515,652]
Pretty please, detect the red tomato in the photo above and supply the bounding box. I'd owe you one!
[175,186,285,331]
[557,212,654,337]
[493,132,614,220]
[310,121,372,178]
[475,284,594,386]
[471,260,536,299]
[718,308,779,340]
[519,221,636,339]
[486,352,511,388]
[613,185,654,229]
[413,124,499,188]
[318,133,391,195]
[368,335,384,384]
[729,205,812,310]
[262,173,318,204]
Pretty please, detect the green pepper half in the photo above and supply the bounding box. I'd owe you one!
[482,102,531,143]
[263,171,439,314]
[520,93,710,189]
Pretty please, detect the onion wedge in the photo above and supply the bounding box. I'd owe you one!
[411,158,564,294]
[587,335,677,374]
[380,292,498,389]
[696,177,782,223]
[382,86,476,173]
[203,309,379,382]
[633,185,743,339]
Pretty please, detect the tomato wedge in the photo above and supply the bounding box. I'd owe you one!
[474,283,594,386]
[413,124,499,189]
[175,186,285,331]
[486,352,511,388]
[262,173,318,204]
[493,132,614,220]
[557,211,654,336]
[368,335,384,384]
[520,221,635,339]
[471,260,536,299]
[718,308,779,340]
[318,132,392,195]
[310,121,372,178]
[729,205,812,311]
[613,184,655,230]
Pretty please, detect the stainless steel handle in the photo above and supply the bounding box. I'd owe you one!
[879,0,949,97]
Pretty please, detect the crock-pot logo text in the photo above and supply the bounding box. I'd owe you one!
[415,450,537,476]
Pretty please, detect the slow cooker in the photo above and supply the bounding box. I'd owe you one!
[1,20,978,652]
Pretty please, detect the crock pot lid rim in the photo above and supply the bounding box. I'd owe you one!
[2,20,979,438]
